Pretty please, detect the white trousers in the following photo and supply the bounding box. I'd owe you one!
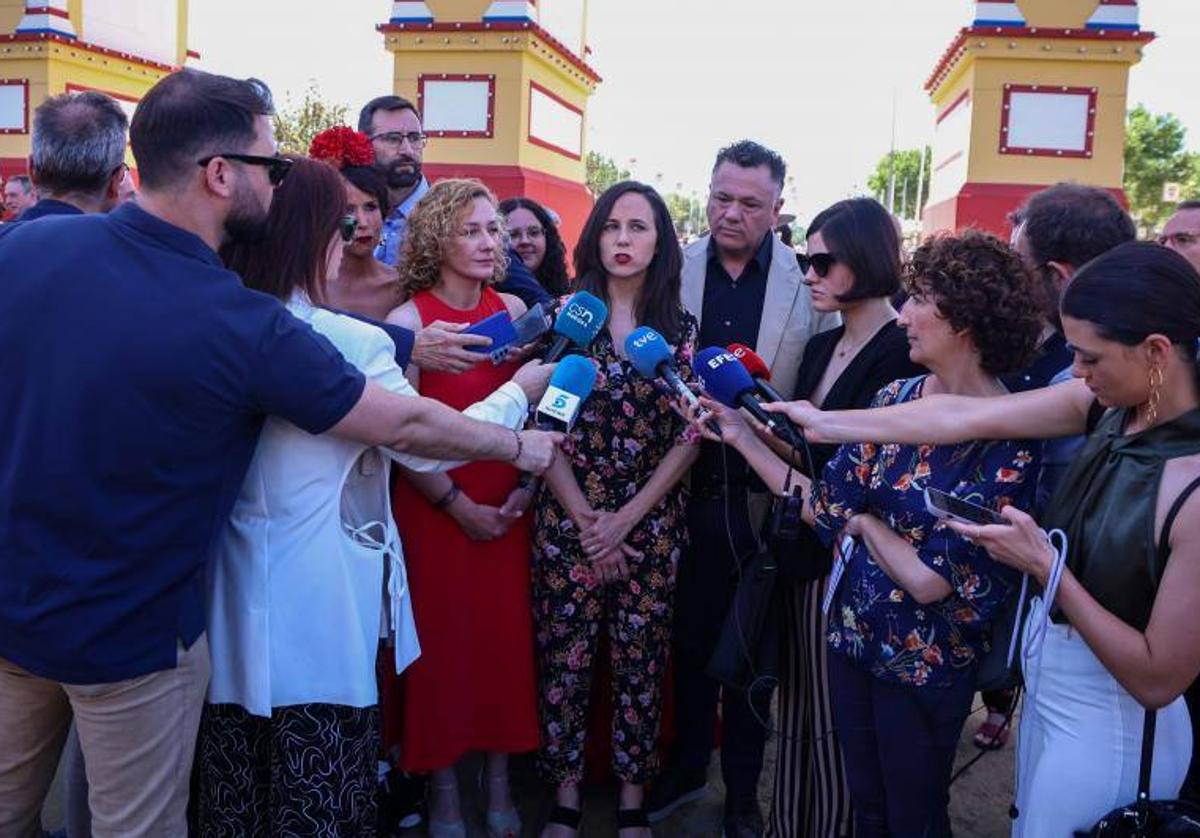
[1013,600,1192,837]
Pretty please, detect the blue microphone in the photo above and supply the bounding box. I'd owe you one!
[544,291,608,362]
[625,326,699,408]
[693,346,800,445]
[534,354,598,432]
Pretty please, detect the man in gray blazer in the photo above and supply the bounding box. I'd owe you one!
[649,141,837,836]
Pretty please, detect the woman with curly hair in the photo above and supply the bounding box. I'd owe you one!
[382,178,535,838]
[499,196,571,296]
[692,229,1044,836]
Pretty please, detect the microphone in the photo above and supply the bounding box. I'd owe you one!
[692,347,801,446]
[544,291,608,362]
[534,354,598,432]
[625,326,698,408]
[727,343,788,404]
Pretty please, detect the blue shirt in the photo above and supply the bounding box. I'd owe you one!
[374,176,430,266]
[0,203,366,683]
[813,377,1040,688]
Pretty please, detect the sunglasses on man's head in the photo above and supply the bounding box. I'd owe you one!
[798,251,838,278]
[196,153,293,187]
[339,215,358,243]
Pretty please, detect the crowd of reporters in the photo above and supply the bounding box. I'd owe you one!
[2,69,1200,838]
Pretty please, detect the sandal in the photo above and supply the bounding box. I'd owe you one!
[543,804,582,835]
[973,716,1011,750]
[618,807,651,836]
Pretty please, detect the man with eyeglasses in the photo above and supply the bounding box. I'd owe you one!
[1161,201,1200,275]
[0,92,129,232]
[0,69,562,837]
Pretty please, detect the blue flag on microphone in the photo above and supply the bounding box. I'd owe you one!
[693,346,757,407]
[625,326,673,379]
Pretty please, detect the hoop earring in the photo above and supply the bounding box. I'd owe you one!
[1145,364,1164,426]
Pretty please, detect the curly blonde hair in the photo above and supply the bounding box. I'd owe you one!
[398,178,508,295]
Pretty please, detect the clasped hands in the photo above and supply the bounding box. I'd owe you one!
[573,507,643,584]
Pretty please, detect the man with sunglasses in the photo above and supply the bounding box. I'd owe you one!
[0,91,129,230]
[651,141,836,838]
[1161,201,1200,275]
[0,69,562,838]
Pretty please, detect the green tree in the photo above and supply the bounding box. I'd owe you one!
[273,84,350,156]
[866,147,931,220]
[585,151,630,197]
[1123,104,1196,233]
[663,192,705,235]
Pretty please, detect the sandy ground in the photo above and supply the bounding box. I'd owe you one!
[41,699,1017,836]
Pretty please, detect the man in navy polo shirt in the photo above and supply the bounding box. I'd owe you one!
[0,69,561,837]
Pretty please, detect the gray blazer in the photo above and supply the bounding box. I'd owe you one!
[681,234,839,400]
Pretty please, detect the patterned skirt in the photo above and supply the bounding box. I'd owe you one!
[193,702,379,837]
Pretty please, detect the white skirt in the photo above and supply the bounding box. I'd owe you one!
[1013,598,1193,837]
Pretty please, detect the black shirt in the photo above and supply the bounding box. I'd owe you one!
[693,233,774,493]
[1001,331,1072,394]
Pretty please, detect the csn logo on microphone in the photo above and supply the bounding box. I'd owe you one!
[565,301,596,329]
[536,386,582,429]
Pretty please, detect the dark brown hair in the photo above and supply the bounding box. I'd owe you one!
[221,156,346,303]
[903,230,1042,376]
[498,196,570,296]
[807,197,901,302]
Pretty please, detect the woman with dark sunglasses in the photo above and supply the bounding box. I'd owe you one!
[765,197,924,838]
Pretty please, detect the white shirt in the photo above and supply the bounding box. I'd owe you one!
[206,297,528,716]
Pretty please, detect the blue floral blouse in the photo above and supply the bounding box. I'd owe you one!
[812,377,1041,688]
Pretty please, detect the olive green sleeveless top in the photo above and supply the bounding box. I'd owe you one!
[1043,407,1200,631]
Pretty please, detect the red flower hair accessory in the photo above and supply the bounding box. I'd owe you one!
[308,126,375,169]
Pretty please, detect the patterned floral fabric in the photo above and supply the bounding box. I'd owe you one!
[533,308,699,784]
[194,702,379,837]
[812,377,1040,689]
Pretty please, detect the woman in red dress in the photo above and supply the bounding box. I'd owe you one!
[385,179,537,838]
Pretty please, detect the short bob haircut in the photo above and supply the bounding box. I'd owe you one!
[807,197,900,303]
[903,229,1042,376]
[498,196,571,296]
[1063,241,1200,387]
[399,178,507,295]
[341,164,390,218]
[573,181,684,343]
[221,156,347,304]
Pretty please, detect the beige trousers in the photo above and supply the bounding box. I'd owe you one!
[0,635,210,838]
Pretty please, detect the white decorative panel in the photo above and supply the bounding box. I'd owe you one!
[0,82,28,134]
[528,84,582,159]
[82,0,178,66]
[1007,92,1090,152]
[422,79,491,135]
[928,94,971,205]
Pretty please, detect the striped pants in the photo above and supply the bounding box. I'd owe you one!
[766,576,854,838]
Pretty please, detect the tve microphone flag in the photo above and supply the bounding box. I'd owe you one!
[544,291,608,362]
[534,354,598,432]
[693,347,800,446]
[625,325,698,407]
[727,343,788,404]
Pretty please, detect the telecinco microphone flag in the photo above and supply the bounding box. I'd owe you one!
[693,346,800,446]
[534,354,598,432]
[544,291,608,362]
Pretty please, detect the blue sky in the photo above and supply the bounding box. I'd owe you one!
[193,1,1200,222]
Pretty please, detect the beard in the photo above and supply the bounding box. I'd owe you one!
[383,157,422,190]
[224,182,272,244]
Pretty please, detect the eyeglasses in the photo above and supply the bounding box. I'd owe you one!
[1159,231,1200,248]
[509,225,544,242]
[798,252,838,278]
[339,215,357,243]
[196,153,293,187]
[370,131,427,150]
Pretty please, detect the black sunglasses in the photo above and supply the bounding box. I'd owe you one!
[196,153,293,187]
[798,252,838,278]
[339,215,357,243]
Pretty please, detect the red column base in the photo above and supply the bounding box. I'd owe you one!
[422,163,594,261]
[923,182,1127,239]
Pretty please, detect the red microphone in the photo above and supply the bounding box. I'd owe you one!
[727,343,788,404]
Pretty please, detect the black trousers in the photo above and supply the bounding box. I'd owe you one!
[670,493,773,804]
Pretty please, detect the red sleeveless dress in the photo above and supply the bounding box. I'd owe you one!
[387,287,538,771]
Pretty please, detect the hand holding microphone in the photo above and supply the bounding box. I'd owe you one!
[692,347,802,447]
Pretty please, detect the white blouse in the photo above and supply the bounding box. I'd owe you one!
[206,297,528,716]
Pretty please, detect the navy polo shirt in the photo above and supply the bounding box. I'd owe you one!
[0,203,366,684]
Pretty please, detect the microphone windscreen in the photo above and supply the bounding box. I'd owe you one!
[552,291,608,349]
[728,343,771,381]
[624,326,674,379]
[693,346,756,408]
[536,354,598,429]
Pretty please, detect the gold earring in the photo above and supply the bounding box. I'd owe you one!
[1145,364,1164,426]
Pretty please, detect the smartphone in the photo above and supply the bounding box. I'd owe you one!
[464,311,518,361]
[924,487,1008,526]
